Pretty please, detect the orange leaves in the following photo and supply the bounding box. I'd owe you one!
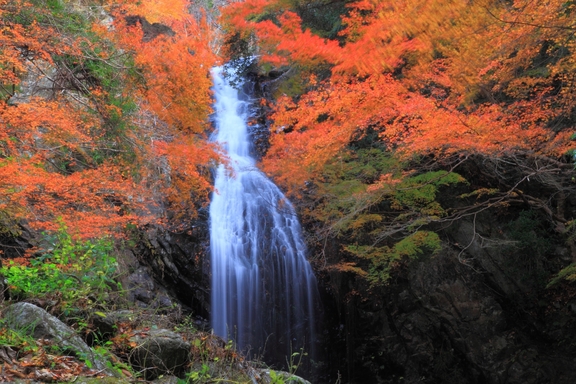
[223,0,576,196]
[0,99,92,156]
[389,101,550,157]
[111,12,217,134]
[0,0,83,58]
[333,0,425,76]
[0,159,143,238]
[262,66,564,194]
[0,1,149,238]
[221,3,340,68]
[366,173,401,193]
[262,74,404,191]
[253,11,340,67]
[137,33,214,133]
[121,0,190,24]
[222,0,495,79]
[153,139,218,221]
[0,0,229,240]
[101,4,221,225]
[0,345,104,383]
[221,0,275,32]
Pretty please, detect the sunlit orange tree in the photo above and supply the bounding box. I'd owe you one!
[0,0,144,239]
[0,0,220,240]
[221,0,576,283]
[106,0,220,225]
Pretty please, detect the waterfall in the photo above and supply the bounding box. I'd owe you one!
[209,65,319,368]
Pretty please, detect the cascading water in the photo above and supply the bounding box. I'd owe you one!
[209,65,319,368]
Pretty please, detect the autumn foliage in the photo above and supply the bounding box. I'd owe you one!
[107,1,219,223]
[0,0,219,239]
[221,0,576,283]
[223,0,574,186]
[3,0,576,279]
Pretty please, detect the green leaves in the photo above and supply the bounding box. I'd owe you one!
[547,263,576,288]
[1,223,118,313]
[308,145,464,286]
[269,370,282,383]
[391,170,468,218]
[344,231,441,286]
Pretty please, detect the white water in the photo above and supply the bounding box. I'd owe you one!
[209,66,319,364]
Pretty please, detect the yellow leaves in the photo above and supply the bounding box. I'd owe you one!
[366,173,402,193]
[328,261,369,277]
[349,214,382,230]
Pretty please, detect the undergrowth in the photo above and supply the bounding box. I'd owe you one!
[1,223,120,315]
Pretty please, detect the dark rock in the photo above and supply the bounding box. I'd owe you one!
[127,267,156,304]
[90,310,135,340]
[129,224,210,318]
[318,211,576,384]
[129,328,190,380]
[124,266,179,312]
[124,15,175,42]
[0,224,34,259]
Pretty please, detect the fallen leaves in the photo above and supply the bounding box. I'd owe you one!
[0,342,105,383]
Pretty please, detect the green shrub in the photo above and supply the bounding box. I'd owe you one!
[1,223,119,313]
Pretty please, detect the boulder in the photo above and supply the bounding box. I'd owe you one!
[3,302,114,375]
[256,369,312,384]
[90,310,135,340]
[129,328,190,379]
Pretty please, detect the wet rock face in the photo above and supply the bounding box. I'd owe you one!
[326,258,465,382]
[124,15,175,42]
[129,224,211,319]
[243,73,272,160]
[326,246,576,384]
[329,252,509,384]
[395,254,510,383]
[319,214,576,384]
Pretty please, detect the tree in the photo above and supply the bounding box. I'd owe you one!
[221,0,576,281]
[0,0,221,238]
[107,2,220,225]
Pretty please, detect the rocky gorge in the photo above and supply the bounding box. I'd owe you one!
[2,1,576,383]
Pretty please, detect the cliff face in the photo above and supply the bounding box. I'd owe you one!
[316,209,576,384]
[129,222,211,320]
[241,70,576,384]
